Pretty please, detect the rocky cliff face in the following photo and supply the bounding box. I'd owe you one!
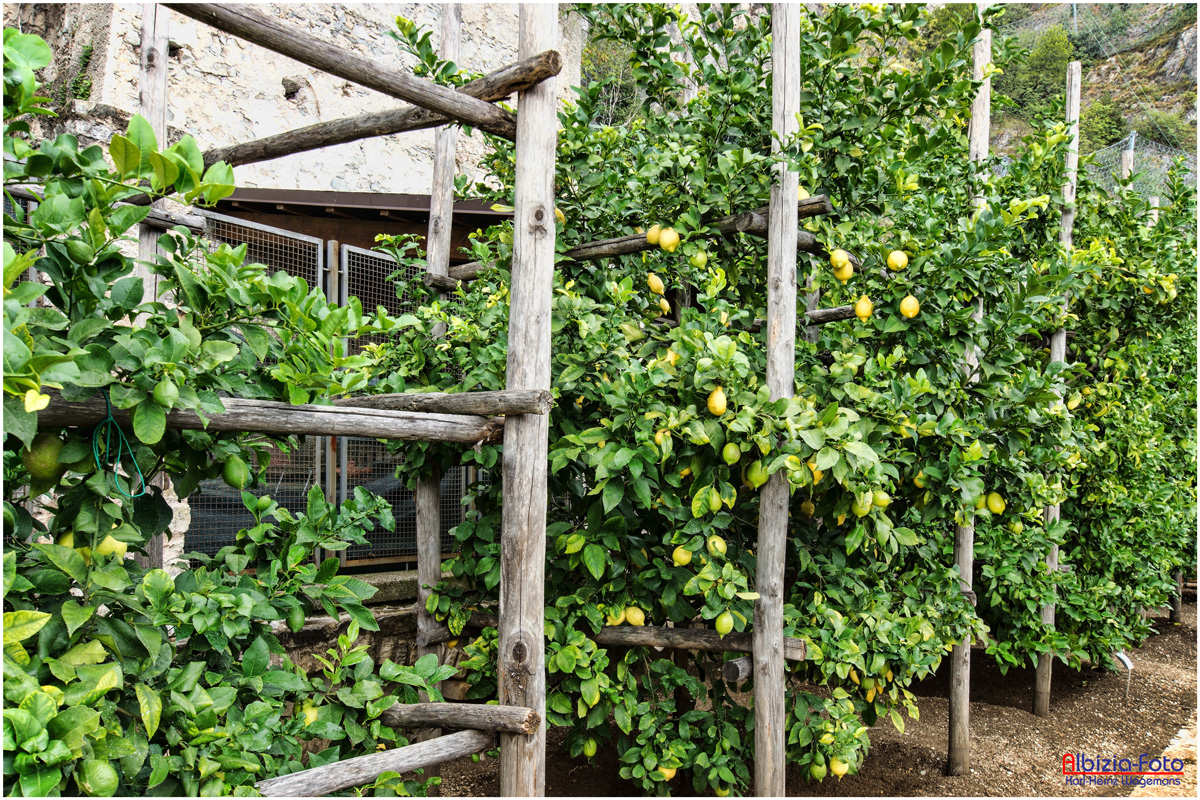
[1084,22,1198,125]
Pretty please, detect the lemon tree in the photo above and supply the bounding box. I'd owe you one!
[387,4,1193,795]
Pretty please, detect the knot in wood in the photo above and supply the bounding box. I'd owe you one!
[513,641,527,663]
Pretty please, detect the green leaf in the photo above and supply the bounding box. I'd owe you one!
[141,569,174,606]
[814,446,840,471]
[843,441,878,463]
[46,706,100,754]
[32,543,87,583]
[135,684,163,739]
[108,135,139,179]
[581,676,600,707]
[60,600,96,637]
[58,639,107,666]
[601,479,623,514]
[132,401,166,444]
[582,544,606,581]
[3,610,51,643]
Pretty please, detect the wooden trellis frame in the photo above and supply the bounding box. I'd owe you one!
[30,3,955,795]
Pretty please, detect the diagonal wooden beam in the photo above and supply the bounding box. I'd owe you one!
[202,51,562,168]
[169,3,517,139]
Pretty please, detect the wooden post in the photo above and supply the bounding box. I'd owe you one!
[1033,59,1081,720]
[135,2,169,570]
[1120,146,1134,180]
[1148,196,1160,226]
[415,7,461,785]
[498,6,556,796]
[947,23,991,778]
[1169,570,1183,623]
[753,7,800,796]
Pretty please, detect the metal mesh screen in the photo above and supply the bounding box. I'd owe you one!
[185,214,326,557]
[1086,135,1196,197]
[185,437,324,557]
[338,244,464,566]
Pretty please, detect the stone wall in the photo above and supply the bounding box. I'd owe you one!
[6,3,585,193]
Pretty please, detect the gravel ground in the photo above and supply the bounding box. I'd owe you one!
[436,598,1197,797]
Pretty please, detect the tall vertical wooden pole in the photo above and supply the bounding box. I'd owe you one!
[136,2,169,570]
[1169,570,1182,623]
[753,7,800,796]
[1033,59,1080,719]
[498,5,556,796]
[1120,144,1134,180]
[415,10,461,770]
[947,22,991,777]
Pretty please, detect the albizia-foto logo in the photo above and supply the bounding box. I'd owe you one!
[1062,753,1185,788]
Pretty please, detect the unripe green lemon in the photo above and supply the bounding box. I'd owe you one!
[746,460,768,489]
[23,433,66,482]
[810,761,828,781]
[715,610,734,636]
[986,492,1006,514]
[153,378,180,407]
[852,496,872,518]
[708,489,722,513]
[223,454,252,490]
[583,737,598,758]
[721,442,741,466]
[689,251,708,269]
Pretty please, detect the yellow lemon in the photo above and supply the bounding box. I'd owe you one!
[625,606,646,626]
[659,227,681,253]
[834,262,854,284]
[913,470,927,489]
[554,207,566,224]
[95,535,127,559]
[887,250,908,271]
[800,499,816,518]
[659,297,671,316]
[672,546,692,566]
[647,224,662,245]
[708,386,727,416]
[986,492,1006,514]
[606,607,627,626]
[855,295,874,322]
[648,273,665,295]
[719,310,729,326]
[849,668,860,685]
[707,535,727,558]
[900,295,920,319]
[830,757,849,779]
[830,249,851,270]
[655,430,669,447]
[798,185,810,200]
[657,766,677,781]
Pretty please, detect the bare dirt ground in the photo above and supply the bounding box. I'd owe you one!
[437,598,1196,797]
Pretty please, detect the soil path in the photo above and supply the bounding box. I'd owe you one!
[437,598,1196,797]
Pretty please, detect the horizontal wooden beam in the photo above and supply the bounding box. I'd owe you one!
[722,654,753,683]
[203,51,562,168]
[170,4,518,140]
[382,702,539,735]
[38,391,502,444]
[437,196,836,288]
[5,186,205,232]
[256,729,494,797]
[417,610,499,648]
[592,625,806,661]
[335,390,551,416]
[652,303,856,332]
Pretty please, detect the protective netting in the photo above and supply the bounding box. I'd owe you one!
[1085,134,1195,197]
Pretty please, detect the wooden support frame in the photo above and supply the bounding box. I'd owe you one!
[947,22,992,778]
[256,729,495,797]
[429,196,835,289]
[5,187,204,232]
[203,51,562,168]
[1034,59,1081,720]
[497,7,557,795]
[38,393,503,444]
[382,702,540,736]
[134,1,171,570]
[415,7,463,784]
[169,4,519,140]
[594,625,806,661]
[334,389,551,415]
[753,6,800,795]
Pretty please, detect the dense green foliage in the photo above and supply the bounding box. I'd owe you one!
[3,30,452,798]
[993,24,1074,124]
[5,3,1195,797]
[379,3,1194,795]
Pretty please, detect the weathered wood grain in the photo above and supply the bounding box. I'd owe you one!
[203,51,561,168]
[335,390,551,416]
[38,392,503,444]
[755,10,801,794]
[949,25,993,776]
[383,702,539,736]
[722,655,754,683]
[417,610,500,648]
[256,729,494,796]
[498,7,557,795]
[169,4,517,139]
[1034,58,1081,721]
[592,625,806,661]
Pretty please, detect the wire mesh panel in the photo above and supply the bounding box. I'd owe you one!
[1086,135,1196,197]
[338,244,464,567]
[184,214,327,558]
